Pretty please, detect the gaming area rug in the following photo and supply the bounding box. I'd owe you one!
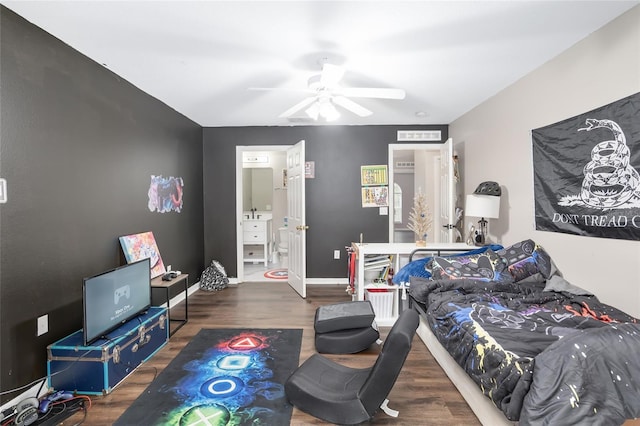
[114,328,303,426]
[263,268,288,280]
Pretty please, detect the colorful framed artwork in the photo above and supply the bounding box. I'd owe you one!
[119,231,166,279]
[148,175,184,213]
[361,165,388,186]
[362,186,389,208]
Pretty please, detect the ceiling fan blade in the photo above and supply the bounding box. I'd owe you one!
[332,96,372,117]
[339,87,406,99]
[278,96,317,118]
[320,64,345,88]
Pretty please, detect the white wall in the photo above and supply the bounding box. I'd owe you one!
[450,6,640,317]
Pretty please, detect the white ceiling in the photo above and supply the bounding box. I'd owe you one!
[3,1,638,127]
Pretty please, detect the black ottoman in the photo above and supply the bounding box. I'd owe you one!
[314,301,380,354]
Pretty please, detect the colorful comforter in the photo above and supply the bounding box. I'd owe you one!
[410,277,640,425]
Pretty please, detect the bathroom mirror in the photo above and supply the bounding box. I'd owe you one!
[243,168,273,211]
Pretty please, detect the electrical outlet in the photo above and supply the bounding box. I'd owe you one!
[166,264,171,271]
[37,314,48,336]
[333,250,340,260]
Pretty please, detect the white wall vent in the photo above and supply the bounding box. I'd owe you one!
[397,130,442,141]
[242,153,269,163]
[395,161,415,168]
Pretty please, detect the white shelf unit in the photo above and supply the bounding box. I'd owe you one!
[351,242,476,326]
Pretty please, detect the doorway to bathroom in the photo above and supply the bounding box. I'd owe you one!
[236,146,290,282]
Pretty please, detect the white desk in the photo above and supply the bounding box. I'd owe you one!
[351,242,475,325]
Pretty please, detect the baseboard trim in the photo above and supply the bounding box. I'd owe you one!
[227,278,348,285]
[153,282,200,309]
[306,278,349,285]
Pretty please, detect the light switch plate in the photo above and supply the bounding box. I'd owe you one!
[37,314,48,336]
[0,178,6,203]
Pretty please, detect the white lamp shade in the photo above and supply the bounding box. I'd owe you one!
[465,194,500,219]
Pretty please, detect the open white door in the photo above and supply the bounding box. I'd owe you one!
[287,140,306,298]
[439,138,456,242]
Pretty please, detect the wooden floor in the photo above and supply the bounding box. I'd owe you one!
[70,282,481,425]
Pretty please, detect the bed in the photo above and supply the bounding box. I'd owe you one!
[397,239,640,425]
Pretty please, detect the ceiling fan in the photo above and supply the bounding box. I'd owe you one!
[251,63,406,121]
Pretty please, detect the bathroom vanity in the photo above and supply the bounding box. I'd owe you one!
[243,214,272,266]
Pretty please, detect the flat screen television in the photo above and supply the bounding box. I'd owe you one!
[83,258,151,346]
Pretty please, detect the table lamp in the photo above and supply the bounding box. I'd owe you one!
[465,182,501,246]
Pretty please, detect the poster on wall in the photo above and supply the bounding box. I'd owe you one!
[119,231,166,279]
[148,175,184,213]
[305,161,315,178]
[362,186,389,208]
[531,92,640,241]
[361,165,388,186]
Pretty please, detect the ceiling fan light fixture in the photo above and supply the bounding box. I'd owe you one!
[305,99,340,121]
[305,102,320,120]
[269,61,403,120]
[319,101,340,121]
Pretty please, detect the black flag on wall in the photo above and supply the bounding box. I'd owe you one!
[531,92,640,241]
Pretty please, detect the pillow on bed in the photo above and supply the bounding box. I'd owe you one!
[430,248,513,283]
[392,244,504,285]
[495,239,553,283]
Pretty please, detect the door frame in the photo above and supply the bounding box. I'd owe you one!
[236,145,291,282]
[388,143,447,243]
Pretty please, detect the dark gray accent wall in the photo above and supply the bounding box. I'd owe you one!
[203,125,447,278]
[0,7,204,400]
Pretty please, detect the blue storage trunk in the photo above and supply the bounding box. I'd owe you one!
[47,306,169,395]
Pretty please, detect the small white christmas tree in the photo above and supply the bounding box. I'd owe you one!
[407,189,432,244]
